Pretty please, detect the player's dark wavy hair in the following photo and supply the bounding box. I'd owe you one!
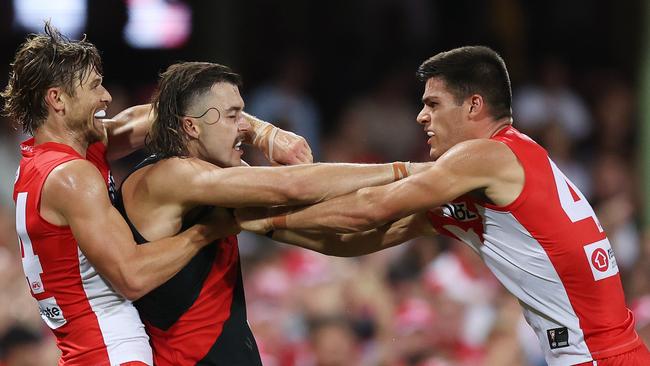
[148,62,242,158]
[417,46,512,120]
[1,21,102,135]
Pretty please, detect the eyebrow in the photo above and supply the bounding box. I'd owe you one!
[90,76,103,87]
[225,105,243,113]
[422,96,438,104]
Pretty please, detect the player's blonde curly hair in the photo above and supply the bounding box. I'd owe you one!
[1,21,102,135]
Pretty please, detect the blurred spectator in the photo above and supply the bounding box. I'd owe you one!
[513,57,591,142]
[248,52,322,161]
[591,153,640,272]
[305,316,361,366]
[539,122,592,198]
[335,70,421,162]
[589,76,637,158]
[0,117,22,210]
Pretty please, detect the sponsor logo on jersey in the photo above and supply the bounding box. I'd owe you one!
[547,327,569,349]
[38,296,67,329]
[583,239,618,281]
[441,202,478,222]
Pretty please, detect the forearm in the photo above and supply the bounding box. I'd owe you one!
[286,161,411,203]
[200,162,412,208]
[116,226,210,300]
[272,186,390,232]
[105,104,154,161]
[270,216,422,257]
[270,169,441,232]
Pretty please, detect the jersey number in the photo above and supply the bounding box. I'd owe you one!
[16,192,46,294]
[549,159,603,233]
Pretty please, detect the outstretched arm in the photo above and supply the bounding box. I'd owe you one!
[154,157,427,209]
[238,139,524,233]
[268,212,437,257]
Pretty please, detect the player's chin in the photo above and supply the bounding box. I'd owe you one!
[230,155,244,166]
[86,129,104,144]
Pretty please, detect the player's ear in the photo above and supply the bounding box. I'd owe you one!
[467,94,484,118]
[182,117,200,139]
[45,87,65,113]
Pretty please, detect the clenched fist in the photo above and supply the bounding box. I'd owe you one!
[268,129,313,165]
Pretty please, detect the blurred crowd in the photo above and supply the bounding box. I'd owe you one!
[0,52,649,366]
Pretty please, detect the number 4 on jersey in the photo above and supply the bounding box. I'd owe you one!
[16,192,46,294]
[549,159,603,233]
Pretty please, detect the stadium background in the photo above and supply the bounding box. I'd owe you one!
[0,1,649,365]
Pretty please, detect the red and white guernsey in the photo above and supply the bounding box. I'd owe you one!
[13,138,152,366]
[427,127,641,366]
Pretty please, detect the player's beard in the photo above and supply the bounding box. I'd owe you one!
[83,110,105,144]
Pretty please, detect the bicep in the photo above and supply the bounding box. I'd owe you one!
[374,143,500,220]
[178,163,296,208]
[47,162,136,283]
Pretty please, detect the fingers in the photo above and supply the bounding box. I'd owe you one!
[269,129,314,165]
[234,207,274,233]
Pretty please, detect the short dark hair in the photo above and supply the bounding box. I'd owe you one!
[147,62,242,158]
[417,46,512,120]
[1,21,103,135]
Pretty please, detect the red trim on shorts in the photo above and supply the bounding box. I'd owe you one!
[574,344,650,366]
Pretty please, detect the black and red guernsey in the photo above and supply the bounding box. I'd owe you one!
[114,155,262,366]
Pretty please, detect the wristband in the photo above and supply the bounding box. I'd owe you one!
[267,127,279,164]
[392,162,409,181]
[271,215,288,230]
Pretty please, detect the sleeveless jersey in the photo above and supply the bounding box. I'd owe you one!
[426,127,641,365]
[13,138,152,366]
[114,155,262,366]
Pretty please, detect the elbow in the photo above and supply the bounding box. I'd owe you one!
[112,271,148,301]
[351,188,393,230]
[283,184,310,204]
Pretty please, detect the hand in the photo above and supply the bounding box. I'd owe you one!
[196,207,242,242]
[234,207,274,234]
[269,129,313,165]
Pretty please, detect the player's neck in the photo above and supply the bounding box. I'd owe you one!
[33,120,90,156]
[487,117,513,138]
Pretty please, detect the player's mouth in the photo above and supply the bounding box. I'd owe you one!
[234,139,243,155]
[426,131,434,145]
[91,109,106,130]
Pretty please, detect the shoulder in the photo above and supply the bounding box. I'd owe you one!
[148,156,223,178]
[46,159,107,197]
[134,157,224,200]
[436,138,518,175]
[42,159,111,221]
